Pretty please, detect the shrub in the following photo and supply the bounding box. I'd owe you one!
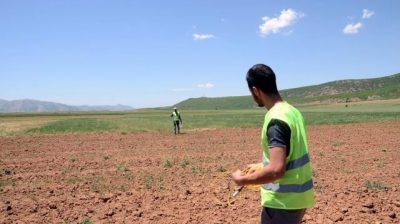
[117,164,129,173]
[162,159,172,168]
[217,164,226,172]
[80,218,93,224]
[180,158,189,168]
[363,180,387,190]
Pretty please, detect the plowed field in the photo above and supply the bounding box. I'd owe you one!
[1,122,399,223]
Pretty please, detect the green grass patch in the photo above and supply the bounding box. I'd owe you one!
[80,218,93,224]
[69,156,77,162]
[302,111,400,125]
[117,164,129,173]
[363,180,387,190]
[0,101,398,136]
[191,166,200,175]
[162,159,172,169]
[217,164,226,172]
[65,177,82,184]
[141,174,154,189]
[158,175,164,191]
[26,118,117,134]
[180,158,190,168]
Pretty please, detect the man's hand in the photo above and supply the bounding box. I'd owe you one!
[232,163,262,186]
[231,169,245,186]
[244,163,260,175]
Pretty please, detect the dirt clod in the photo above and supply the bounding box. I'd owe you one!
[389,212,396,219]
[100,195,112,203]
[363,201,374,209]
[106,210,115,217]
[333,213,344,222]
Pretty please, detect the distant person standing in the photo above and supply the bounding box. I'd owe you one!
[170,107,182,134]
[231,64,315,224]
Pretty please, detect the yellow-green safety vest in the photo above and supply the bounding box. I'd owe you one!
[172,111,180,121]
[260,101,315,209]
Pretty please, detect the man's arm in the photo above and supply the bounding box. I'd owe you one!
[232,119,290,186]
[232,147,286,185]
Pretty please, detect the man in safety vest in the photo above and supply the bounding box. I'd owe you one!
[170,107,182,134]
[232,64,315,224]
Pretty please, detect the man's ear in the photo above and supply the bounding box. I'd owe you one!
[251,86,261,98]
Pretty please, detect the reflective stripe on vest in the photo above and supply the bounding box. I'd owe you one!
[262,153,310,171]
[262,179,313,193]
[286,153,310,171]
[262,153,312,193]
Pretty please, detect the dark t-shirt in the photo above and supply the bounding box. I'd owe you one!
[267,119,291,157]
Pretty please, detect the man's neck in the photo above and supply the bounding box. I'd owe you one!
[265,94,283,110]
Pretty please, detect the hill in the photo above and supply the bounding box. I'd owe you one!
[0,99,134,113]
[174,73,400,110]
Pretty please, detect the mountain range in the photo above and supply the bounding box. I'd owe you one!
[2,73,399,112]
[0,99,133,113]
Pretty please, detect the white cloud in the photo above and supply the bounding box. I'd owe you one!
[172,88,193,92]
[343,22,363,34]
[362,9,374,19]
[197,83,214,89]
[259,9,303,36]
[193,33,215,40]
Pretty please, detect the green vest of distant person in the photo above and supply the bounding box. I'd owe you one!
[260,101,315,209]
[172,111,181,121]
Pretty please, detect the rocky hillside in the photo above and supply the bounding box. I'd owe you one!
[174,73,400,109]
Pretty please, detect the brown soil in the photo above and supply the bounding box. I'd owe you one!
[1,122,399,223]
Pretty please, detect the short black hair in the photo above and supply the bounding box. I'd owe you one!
[246,64,278,94]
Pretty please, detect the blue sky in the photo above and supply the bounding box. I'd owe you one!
[1,1,399,108]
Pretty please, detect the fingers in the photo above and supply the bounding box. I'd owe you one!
[242,165,257,175]
[231,170,244,185]
[242,167,250,174]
